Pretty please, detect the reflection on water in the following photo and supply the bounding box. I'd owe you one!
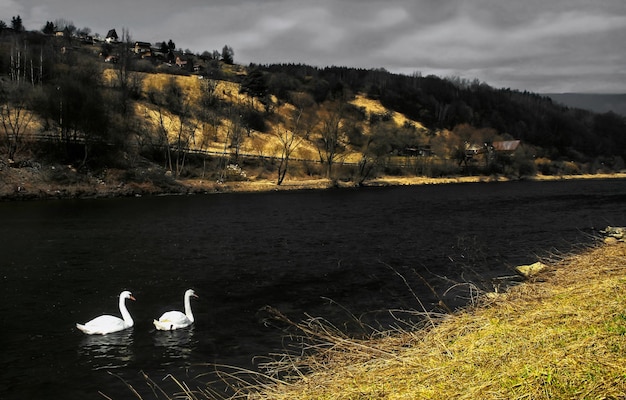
[78,326,198,373]
[152,326,198,363]
[78,329,135,371]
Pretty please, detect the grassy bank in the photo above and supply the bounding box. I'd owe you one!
[232,241,626,399]
[3,157,626,201]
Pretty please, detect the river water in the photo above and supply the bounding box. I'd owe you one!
[1,179,625,399]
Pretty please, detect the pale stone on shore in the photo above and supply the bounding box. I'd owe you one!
[601,226,626,243]
[516,261,547,277]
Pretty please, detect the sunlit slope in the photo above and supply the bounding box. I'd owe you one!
[104,69,428,163]
[350,94,426,131]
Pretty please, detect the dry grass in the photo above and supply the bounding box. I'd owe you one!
[109,69,322,161]
[350,95,426,131]
[242,242,626,399]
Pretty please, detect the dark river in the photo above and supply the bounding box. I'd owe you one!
[1,179,625,399]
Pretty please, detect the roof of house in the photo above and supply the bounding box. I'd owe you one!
[492,140,521,152]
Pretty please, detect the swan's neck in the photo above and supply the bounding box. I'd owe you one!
[184,294,194,322]
[119,297,134,326]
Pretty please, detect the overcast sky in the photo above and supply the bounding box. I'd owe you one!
[4,0,626,93]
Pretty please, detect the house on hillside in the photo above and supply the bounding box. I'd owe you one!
[486,140,522,166]
[105,29,118,43]
[492,140,521,154]
[465,142,486,160]
[175,56,188,69]
[134,41,152,55]
[134,41,153,58]
[458,139,523,169]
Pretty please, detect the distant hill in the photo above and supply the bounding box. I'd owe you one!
[3,28,626,184]
[545,93,626,116]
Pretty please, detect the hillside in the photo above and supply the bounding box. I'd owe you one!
[546,93,626,116]
[2,29,626,195]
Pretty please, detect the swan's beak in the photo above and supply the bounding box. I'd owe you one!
[130,295,136,301]
[192,294,199,298]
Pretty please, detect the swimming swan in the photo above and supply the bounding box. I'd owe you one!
[76,291,136,335]
[153,289,198,331]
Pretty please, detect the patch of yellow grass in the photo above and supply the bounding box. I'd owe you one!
[533,173,626,181]
[351,94,425,130]
[106,69,321,160]
[250,242,626,399]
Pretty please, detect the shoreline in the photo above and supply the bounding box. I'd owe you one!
[2,163,626,201]
[241,241,626,399]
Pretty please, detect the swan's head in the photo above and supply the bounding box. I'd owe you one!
[120,290,136,301]
[185,289,198,299]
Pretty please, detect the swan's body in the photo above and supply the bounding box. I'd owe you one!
[153,289,198,331]
[76,291,136,335]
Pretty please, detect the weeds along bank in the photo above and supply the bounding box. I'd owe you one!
[3,155,626,201]
[238,241,626,399]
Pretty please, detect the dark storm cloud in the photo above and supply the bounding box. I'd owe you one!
[6,0,626,93]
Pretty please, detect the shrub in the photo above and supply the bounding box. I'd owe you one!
[535,157,556,175]
[221,163,248,182]
[561,161,581,175]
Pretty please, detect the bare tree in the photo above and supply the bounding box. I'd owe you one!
[195,78,221,178]
[216,107,244,182]
[196,78,222,141]
[315,100,346,180]
[228,110,244,162]
[290,92,318,139]
[353,121,395,185]
[109,28,144,156]
[146,78,198,177]
[146,88,174,172]
[274,107,306,185]
[170,87,198,179]
[113,28,139,116]
[8,35,43,85]
[52,60,109,167]
[0,82,35,160]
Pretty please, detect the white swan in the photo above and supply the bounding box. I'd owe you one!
[153,289,198,331]
[76,291,136,335]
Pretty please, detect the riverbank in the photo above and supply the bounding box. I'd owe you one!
[233,241,626,399]
[2,159,626,201]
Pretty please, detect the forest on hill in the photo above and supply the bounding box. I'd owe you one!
[1,21,626,190]
[544,93,626,117]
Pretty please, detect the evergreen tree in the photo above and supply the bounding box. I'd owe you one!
[42,21,56,35]
[240,68,268,99]
[221,45,234,64]
[11,15,24,31]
